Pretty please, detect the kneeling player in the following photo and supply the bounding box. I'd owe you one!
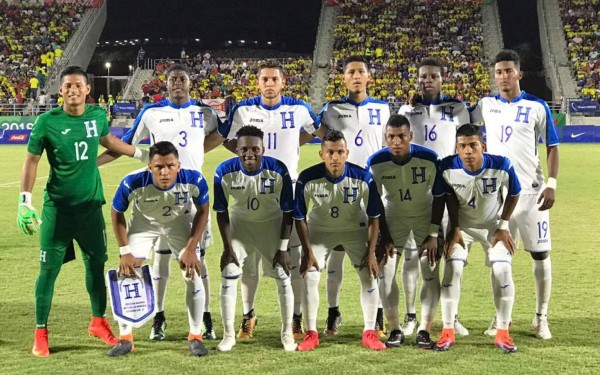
[214,126,297,352]
[294,130,385,351]
[367,114,445,348]
[435,124,520,353]
[109,141,210,357]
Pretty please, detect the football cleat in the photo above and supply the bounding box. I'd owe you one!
[385,329,405,348]
[375,308,387,338]
[237,311,257,339]
[281,331,298,352]
[362,329,386,351]
[297,330,319,351]
[149,315,167,341]
[401,314,418,336]
[416,330,434,349]
[532,314,552,340]
[292,313,305,340]
[188,336,208,357]
[494,329,517,353]
[323,311,342,336]
[483,316,497,336]
[433,328,455,352]
[454,315,470,337]
[202,312,217,340]
[32,328,49,357]
[107,339,134,357]
[88,317,118,346]
[217,334,236,352]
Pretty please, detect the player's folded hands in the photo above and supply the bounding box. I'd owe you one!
[17,202,41,235]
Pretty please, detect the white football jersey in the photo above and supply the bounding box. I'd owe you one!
[294,162,382,232]
[398,95,470,158]
[123,99,225,172]
[469,91,559,194]
[440,153,521,229]
[318,96,390,167]
[367,144,445,220]
[213,156,294,222]
[112,169,209,224]
[222,96,319,180]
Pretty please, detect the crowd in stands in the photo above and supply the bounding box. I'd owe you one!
[140,53,312,104]
[0,1,87,107]
[327,0,491,105]
[559,0,600,100]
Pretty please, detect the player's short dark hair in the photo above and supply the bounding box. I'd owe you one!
[257,60,285,78]
[321,129,346,145]
[456,124,484,140]
[166,63,190,77]
[149,141,179,159]
[236,125,264,140]
[343,56,370,73]
[386,114,411,129]
[417,57,444,73]
[60,66,88,84]
[494,49,521,68]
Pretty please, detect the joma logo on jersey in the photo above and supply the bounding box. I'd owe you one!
[481,178,498,194]
[249,118,264,123]
[231,186,245,190]
[409,111,422,115]
[338,114,352,119]
[489,109,501,114]
[381,175,396,180]
[159,118,174,123]
[452,183,466,188]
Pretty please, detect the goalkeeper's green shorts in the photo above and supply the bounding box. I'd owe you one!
[39,204,108,269]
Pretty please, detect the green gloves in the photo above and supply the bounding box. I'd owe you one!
[17,192,41,235]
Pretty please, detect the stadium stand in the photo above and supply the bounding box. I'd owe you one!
[559,0,600,100]
[0,0,89,107]
[326,0,491,106]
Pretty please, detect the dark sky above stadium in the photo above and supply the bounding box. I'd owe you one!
[102,0,322,53]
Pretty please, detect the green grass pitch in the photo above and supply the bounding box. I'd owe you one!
[0,144,599,374]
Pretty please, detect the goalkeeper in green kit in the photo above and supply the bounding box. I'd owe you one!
[17,66,148,357]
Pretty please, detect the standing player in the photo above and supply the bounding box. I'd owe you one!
[18,66,148,357]
[470,50,559,339]
[294,130,385,351]
[398,57,470,338]
[434,124,520,353]
[317,56,390,336]
[219,60,323,340]
[366,114,445,349]
[108,141,210,357]
[214,126,296,352]
[99,63,226,341]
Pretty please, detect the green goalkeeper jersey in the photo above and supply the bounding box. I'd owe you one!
[27,105,109,208]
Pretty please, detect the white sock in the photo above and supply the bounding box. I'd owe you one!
[276,277,293,333]
[290,246,304,315]
[152,252,171,312]
[119,322,133,337]
[491,261,514,330]
[378,252,400,331]
[440,259,463,329]
[200,256,210,312]
[182,269,205,336]
[241,263,259,315]
[303,269,321,332]
[533,257,552,316]
[220,276,239,337]
[402,249,419,315]
[326,250,345,308]
[357,266,378,332]
[418,255,440,332]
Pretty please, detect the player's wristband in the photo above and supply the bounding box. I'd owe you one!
[546,177,557,190]
[278,239,289,251]
[498,220,509,231]
[428,224,440,238]
[132,147,149,163]
[119,245,132,256]
[19,191,33,205]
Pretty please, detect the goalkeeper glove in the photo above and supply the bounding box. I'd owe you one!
[17,192,41,235]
